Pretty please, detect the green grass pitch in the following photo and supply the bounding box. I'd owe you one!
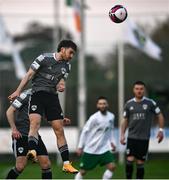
[0,158,169,179]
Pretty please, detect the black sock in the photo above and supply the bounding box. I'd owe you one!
[136,164,144,179]
[126,160,134,179]
[58,144,69,162]
[42,168,52,179]
[28,136,38,151]
[6,167,21,179]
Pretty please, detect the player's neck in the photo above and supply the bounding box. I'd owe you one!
[99,110,107,115]
[54,52,63,61]
[135,96,144,102]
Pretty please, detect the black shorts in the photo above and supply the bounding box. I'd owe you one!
[29,91,64,121]
[12,135,48,157]
[126,138,149,161]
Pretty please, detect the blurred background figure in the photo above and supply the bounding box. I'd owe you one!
[120,81,164,179]
[75,96,116,180]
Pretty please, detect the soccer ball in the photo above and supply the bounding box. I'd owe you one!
[109,5,128,23]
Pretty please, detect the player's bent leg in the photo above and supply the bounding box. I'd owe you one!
[103,162,116,179]
[27,113,41,159]
[51,119,67,146]
[29,113,41,138]
[136,159,145,179]
[6,156,27,179]
[51,119,78,173]
[38,155,52,179]
[126,156,135,179]
[15,156,27,172]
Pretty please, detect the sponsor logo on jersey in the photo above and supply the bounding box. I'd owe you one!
[31,105,37,111]
[48,66,52,70]
[18,147,24,154]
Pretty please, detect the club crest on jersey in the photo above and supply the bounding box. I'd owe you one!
[61,68,66,74]
[129,106,134,110]
[18,147,24,153]
[126,148,130,155]
[31,105,37,111]
[143,104,148,110]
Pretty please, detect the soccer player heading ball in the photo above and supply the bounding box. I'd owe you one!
[8,39,78,174]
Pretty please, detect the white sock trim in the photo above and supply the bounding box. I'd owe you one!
[75,172,83,180]
[63,161,70,165]
[102,169,113,180]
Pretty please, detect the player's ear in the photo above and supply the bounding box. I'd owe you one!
[60,47,66,53]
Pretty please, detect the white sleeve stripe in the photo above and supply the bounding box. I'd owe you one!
[31,61,40,70]
[37,54,44,61]
[13,139,17,158]
[12,99,22,109]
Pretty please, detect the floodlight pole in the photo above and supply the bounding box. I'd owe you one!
[53,0,66,115]
[78,0,86,129]
[118,39,125,164]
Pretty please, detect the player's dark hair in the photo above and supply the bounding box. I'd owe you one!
[133,81,146,87]
[97,96,108,102]
[57,40,77,52]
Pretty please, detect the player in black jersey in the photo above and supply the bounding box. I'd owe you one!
[120,81,164,179]
[6,89,52,179]
[8,40,78,173]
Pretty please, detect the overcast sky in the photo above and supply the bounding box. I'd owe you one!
[0,0,169,56]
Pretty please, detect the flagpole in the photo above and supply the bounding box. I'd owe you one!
[53,0,66,116]
[118,37,125,164]
[53,0,64,165]
[78,0,86,129]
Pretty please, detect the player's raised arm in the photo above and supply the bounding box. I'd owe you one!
[8,68,36,101]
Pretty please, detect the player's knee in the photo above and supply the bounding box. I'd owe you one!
[30,120,40,129]
[107,163,116,172]
[29,115,41,129]
[55,127,65,138]
[16,163,26,172]
[40,159,51,169]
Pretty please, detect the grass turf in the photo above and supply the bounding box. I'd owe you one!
[0,158,169,179]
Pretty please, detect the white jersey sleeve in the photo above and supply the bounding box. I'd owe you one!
[109,113,116,145]
[78,116,94,149]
